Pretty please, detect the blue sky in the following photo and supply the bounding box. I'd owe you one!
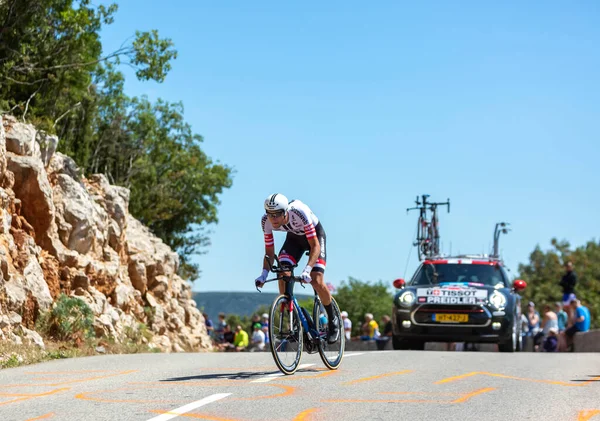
[98,1,600,293]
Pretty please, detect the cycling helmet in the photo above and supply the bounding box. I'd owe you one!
[264,193,289,213]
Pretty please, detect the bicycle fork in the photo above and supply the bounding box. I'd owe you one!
[279,300,295,337]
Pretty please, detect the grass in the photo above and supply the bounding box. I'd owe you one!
[0,295,165,370]
[0,335,162,370]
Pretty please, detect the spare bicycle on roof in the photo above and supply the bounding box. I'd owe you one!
[407,194,450,260]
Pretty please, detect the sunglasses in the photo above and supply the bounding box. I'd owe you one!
[266,211,285,218]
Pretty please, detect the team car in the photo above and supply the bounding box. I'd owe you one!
[391,255,527,352]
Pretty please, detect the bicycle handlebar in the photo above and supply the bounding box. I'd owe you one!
[406,197,450,213]
[256,255,305,292]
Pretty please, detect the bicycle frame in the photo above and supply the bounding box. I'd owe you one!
[275,277,321,341]
[261,256,322,342]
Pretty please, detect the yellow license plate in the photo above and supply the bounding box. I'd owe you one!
[434,314,468,323]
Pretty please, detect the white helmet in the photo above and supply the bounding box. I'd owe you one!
[264,193,289,213]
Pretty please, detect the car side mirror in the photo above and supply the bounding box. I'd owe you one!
[513,279,527,291]
[393,278,405,289]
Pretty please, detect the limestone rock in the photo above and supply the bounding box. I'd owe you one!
[0,116,212,352]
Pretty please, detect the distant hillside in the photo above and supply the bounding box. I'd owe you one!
[193,291,313,323]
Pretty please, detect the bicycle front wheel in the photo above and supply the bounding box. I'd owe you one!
[314,296,344,370]
[269,294,303,375]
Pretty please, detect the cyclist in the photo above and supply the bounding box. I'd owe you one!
[255,193,339,343]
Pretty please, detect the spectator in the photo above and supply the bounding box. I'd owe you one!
[520,312,529,341]
[360,313,379,341]
[564,299,591,351]
[555,302,568,332]
[248,314,261,335]
[233,325,249,352]
[262,324,270,346]
[214,312,227,343]
[249,323,266,352]
[526,302,540,337]
[559,261,577,306]
[543,327,559,352]
[375,315,392,350]
[203,313,214,338]
[534,304,558,352]
[218,324,236,352]
[341,311,352,341]
[261,313,270,329]
[255,314,270,346]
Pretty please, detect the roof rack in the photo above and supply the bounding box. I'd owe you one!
[426,253,504,262]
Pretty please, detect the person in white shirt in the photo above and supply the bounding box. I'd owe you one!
[341,311,352,340]
[250,322,266,351]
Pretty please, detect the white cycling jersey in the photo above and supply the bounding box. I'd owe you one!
[262,200,319,247]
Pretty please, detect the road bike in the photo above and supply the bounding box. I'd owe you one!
[407,194,450,260]
[258,255,344,375]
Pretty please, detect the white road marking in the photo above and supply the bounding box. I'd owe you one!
[344,352,366,357]
[145,393,231,421]
[251,363,315,383]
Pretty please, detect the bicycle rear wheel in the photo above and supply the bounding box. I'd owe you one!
[269,294,303,375]
[430,214,440,255]
[417,217,430,261]
[314,296,344,370]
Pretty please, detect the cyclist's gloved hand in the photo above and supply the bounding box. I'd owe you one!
[255,269,269,288]
[300,265,313,284]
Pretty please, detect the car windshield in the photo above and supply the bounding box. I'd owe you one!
[410,264,508,288]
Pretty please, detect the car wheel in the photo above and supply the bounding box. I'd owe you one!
[409,340,425,350]
[516,317,523,352]
[392,335,410,350]
[499,319,516,353]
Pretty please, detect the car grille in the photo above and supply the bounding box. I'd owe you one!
[417,305,484,313]
[413,304,490,325]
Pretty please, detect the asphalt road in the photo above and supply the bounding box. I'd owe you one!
[0,350,598,421]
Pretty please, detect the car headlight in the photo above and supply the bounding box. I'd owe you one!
[489,291,506,310]
[398,291,416,307]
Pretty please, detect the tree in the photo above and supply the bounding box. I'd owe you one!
[0,0,175,137]
[518,239,600,329]
[0,1,232,281]
[333,277,394,337]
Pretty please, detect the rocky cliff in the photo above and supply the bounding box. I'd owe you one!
[0,115,211,352]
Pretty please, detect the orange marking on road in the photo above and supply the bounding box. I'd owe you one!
[578,410,600,421]
[343,370,413,385]
[44,370,138,386]
[27,370,110,374]
[451,387,496,403]
[0,370,137,388]
[281,369,338,381]
[379,391,460,396]
[74,388,183,404]
[76,383,294,403]
[436,372,600,387]
[0,388,69,407]
[435,371,482,384]
[196,367,274,371]
[293,408,318,421]
[233,384,296,400]
[323,398,445,404]
[24,413,55,420]
[149,411,242,421]
[0,392,43,397]
[0,397,31,406]
[327,388,495,405]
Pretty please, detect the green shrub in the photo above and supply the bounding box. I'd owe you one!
[36,294,94,341]
[123,323,153,345]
